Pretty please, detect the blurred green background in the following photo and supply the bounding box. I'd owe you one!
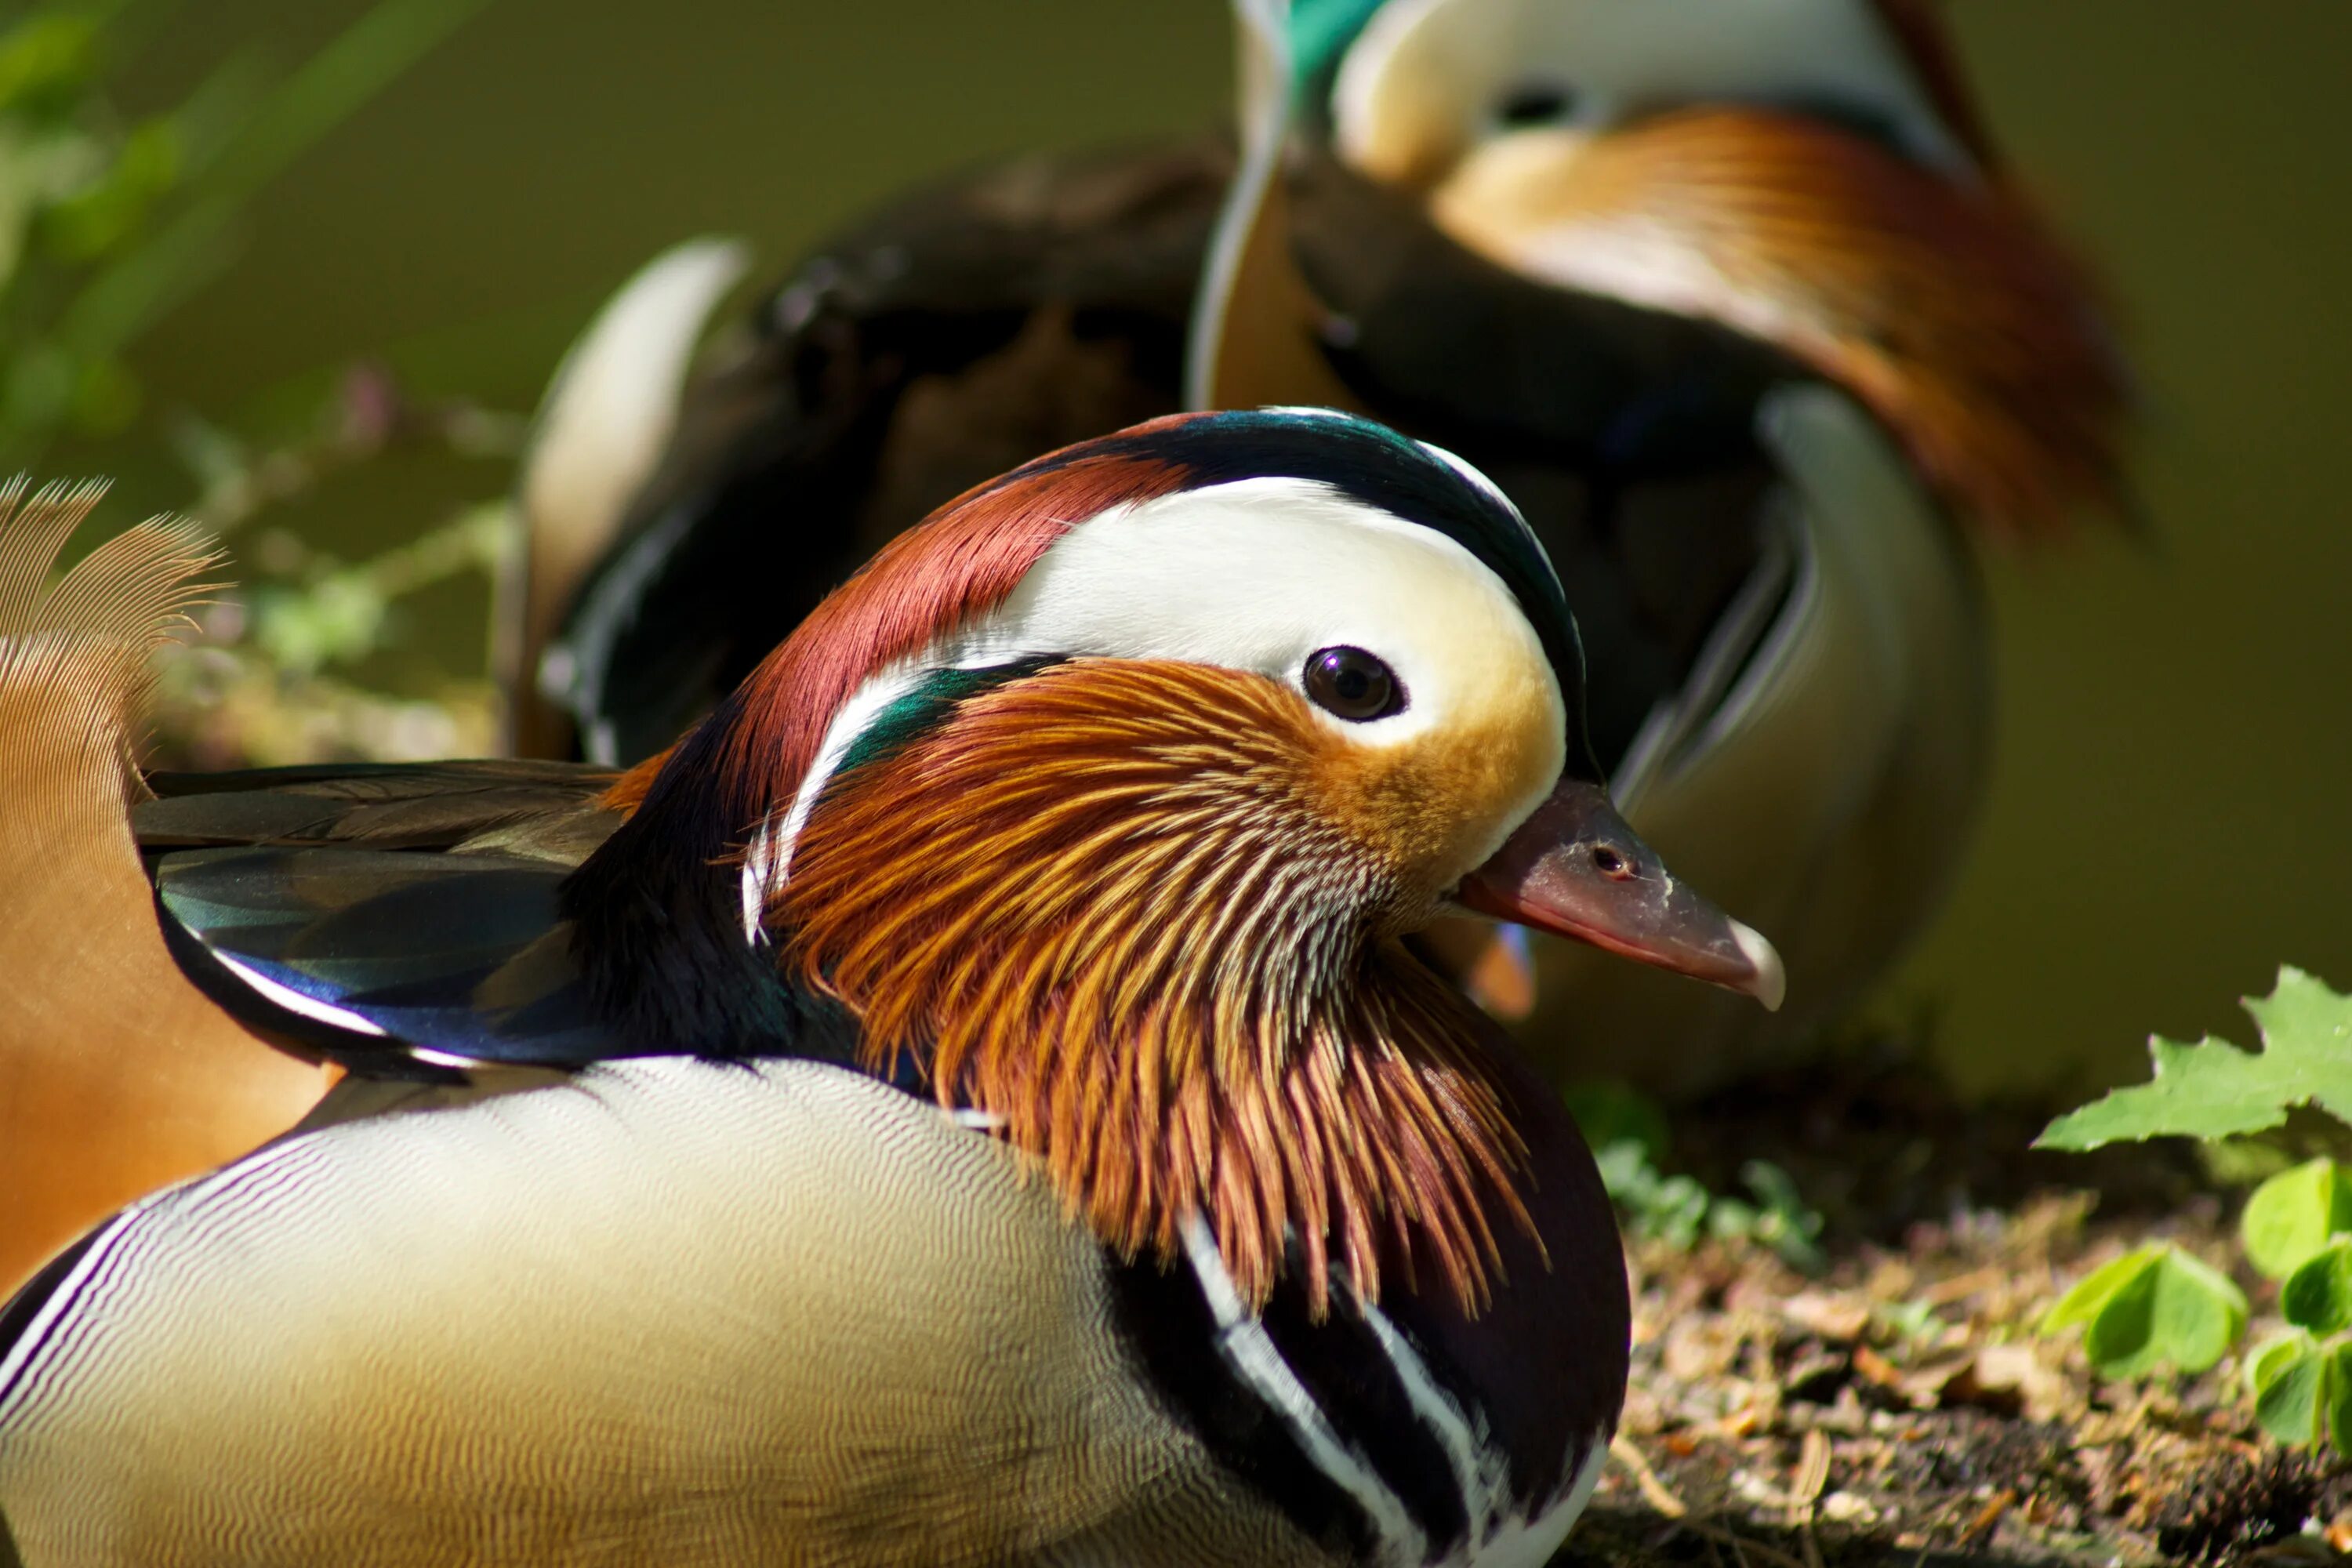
[25,0,2352,1094]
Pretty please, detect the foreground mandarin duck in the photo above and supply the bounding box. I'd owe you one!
[0,411,1782,1563]
[518,0,2128,1093]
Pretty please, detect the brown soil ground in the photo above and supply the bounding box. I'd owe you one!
[1563,1050,2352,1568]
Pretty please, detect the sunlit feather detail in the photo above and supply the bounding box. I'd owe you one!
[779,658,1534,1319]
[599,743,669,815]
[1430,107,2130,539]
[0,479,328,1293]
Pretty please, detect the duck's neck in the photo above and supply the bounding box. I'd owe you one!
[775,659,1536,1318]
[560,688,850,1060]
[567,656,1548,1318]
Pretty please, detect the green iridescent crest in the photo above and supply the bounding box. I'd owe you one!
[1288,0,1387,97]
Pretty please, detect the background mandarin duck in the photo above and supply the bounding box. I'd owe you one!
[0,411,1780,1564]
[516,0,2129,1096]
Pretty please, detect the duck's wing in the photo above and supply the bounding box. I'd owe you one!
[139,758,622,861]
[1533,386,1991,1090]
[130,761,630,1072]
[138,758,863,1079]
[148,844,610,1075]
[543,139,1231,765]
[502,238,754,760]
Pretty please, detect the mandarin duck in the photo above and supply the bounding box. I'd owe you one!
[0,411,1782,1564]
[521,0,2128,1094]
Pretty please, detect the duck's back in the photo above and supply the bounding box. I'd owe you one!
[554,140,1229,764]
[0,1058,1323,1567]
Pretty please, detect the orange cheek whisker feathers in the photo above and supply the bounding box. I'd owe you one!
[776,659,1534,1317]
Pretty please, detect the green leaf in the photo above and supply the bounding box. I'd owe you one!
[2244,1158,2352,1279]
[2147,1247,2251,1372]
[0,15,100,116]
[2283,1242,2352,1334]
[2044,1244,2248,1378]
[2043,1247,2161,1331]
[2037,967,2352,1151]
[2249,1329,2316,1397]
[2328,1343,2352,1460]
[2251,1330,2328,1446]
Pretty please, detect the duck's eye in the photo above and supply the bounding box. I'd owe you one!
[1304,646,1403,722]
[1495,79,1577,129]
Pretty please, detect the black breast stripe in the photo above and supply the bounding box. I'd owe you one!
[1107,1215,1537,1567]
[1379,1051,1631,1508]
[1105,1249,1381,1563]
[1255,1269,1471,1557]
[1104,1048,1633,1563]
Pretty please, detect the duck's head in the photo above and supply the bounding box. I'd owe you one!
[1206,0,2129,535]
[591,408,1777,1313]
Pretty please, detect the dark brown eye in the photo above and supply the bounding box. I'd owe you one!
[1303,646,1403,722]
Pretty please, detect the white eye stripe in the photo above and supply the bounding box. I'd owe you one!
[743,476,1568,927]
[980,477,1538,749]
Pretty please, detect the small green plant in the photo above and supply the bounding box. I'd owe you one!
[2038,968,2352,1456]
[2040,1242,2245,1378]
[2238,1163,2352,1452]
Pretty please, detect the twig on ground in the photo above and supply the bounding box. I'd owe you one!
[1956,1489,2015,1552]
[1614,1434,1692,1519]
[1788,1429,1831,1529]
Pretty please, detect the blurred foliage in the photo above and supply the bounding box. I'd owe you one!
[145,362,525,766]
[1567,1079,1825,1270]
[1596,1141,1827,1272]
[0,0,495,466]
[0,0,531,764]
